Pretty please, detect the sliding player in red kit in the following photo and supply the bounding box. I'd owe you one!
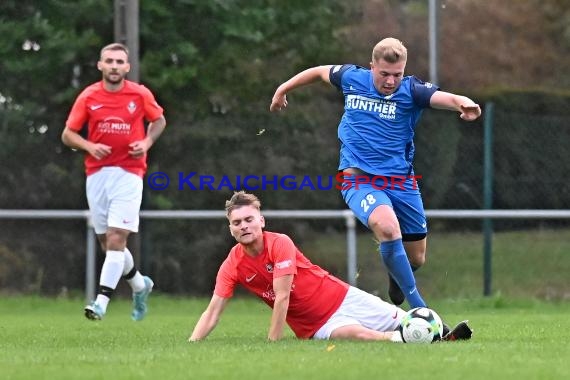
[189,192,472,342]
[190,191,412,342]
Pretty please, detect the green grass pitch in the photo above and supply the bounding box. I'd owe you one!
[1,295,568,380]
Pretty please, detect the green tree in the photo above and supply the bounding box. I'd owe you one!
[0,0,113,208]
[0,0,351,294]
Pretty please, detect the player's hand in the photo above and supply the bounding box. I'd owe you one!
[129,139,152,158]
[88,143,112,160]
[389,329,404,343]
[270,92,288,112]
[459,104,481,121]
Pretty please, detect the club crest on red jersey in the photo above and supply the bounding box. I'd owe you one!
[127,101,136,114]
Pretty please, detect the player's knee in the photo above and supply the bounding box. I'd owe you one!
[369,219,400,240]
[409,254,426,268]
[105,229,129,251]
[403,235,427,267]
[405,247,426,267]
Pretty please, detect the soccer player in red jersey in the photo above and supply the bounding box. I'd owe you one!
[61,43,166,321]
[189,191,408,342]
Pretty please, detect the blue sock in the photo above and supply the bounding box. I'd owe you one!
[380,239,426,308]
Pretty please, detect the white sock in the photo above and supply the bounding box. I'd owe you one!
[100,250,125,290]
[123,248,146,293]
[95,294,110,312]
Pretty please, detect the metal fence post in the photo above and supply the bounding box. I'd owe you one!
[345,211,358,286]
[85,217,97,303]
[483,102,495,296]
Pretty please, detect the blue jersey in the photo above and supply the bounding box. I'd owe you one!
[330,64,439,176]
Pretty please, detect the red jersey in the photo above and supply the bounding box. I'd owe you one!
[65,80,164,177]
[214,231,349,339]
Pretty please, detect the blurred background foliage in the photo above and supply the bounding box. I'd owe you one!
[1,0,569,296]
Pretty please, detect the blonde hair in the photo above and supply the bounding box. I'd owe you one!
[225,191,261,217]
[100,43,129,60]
[372,38,407,64]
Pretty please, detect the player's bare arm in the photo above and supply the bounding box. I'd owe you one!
[429,91,481,121]
[128,115,167,158]
[267,274,293,341]
[61,126,112,160]
[270,65,333,112]
[189,295,229,341]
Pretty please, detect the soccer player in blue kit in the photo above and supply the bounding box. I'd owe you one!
[270,37,481,308]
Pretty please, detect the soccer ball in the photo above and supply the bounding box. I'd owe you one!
[400,307,444,344]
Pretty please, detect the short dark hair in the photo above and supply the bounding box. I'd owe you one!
[225,191,261,217]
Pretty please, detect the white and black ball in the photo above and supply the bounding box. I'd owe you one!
[400,307,444,343]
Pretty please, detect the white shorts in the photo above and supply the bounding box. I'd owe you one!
[313,286,406,340]
[86,167,143,234]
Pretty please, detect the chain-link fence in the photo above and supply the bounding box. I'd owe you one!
[416,101,569,230]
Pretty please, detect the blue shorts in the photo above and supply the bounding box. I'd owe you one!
[340,173,427,235]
